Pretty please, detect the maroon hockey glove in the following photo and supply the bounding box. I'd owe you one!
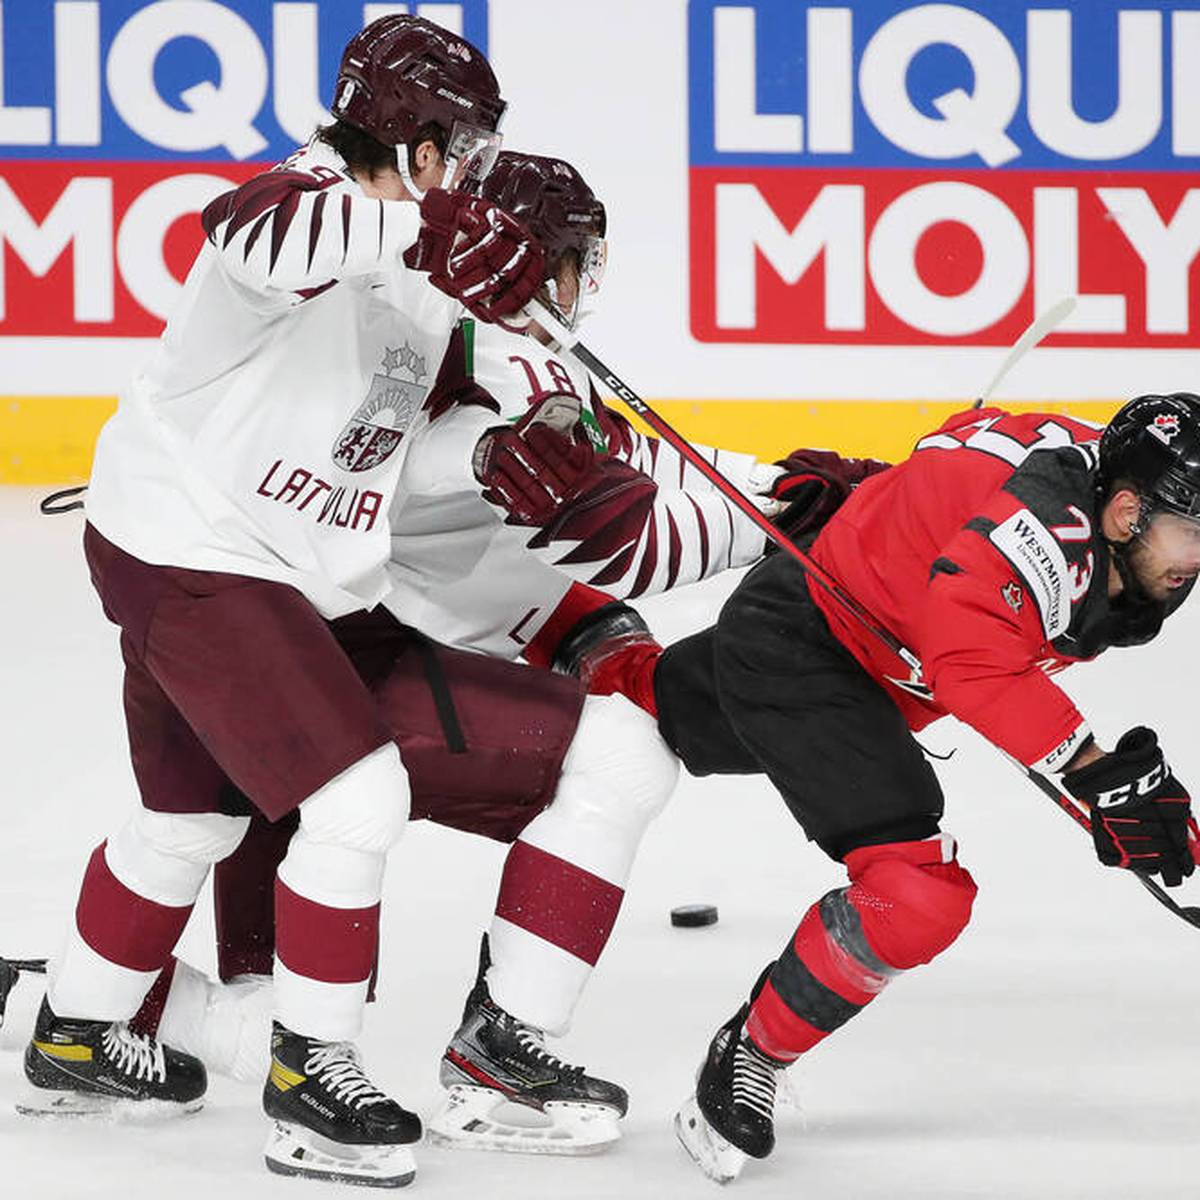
[473,393,600,526]
[404,188,545,322]
[765,449,890,544]
[1062,727,1198,888]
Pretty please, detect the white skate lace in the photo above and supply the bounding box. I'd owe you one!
[731,1038,778,1122]
[101,1023,167,1083]
[305,1042,390,1109]
[513,1025,584,1079]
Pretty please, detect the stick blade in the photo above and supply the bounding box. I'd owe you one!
[974,296,1078,408]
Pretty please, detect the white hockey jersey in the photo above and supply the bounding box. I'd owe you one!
[85,138,462,618]
[383,320,771,657]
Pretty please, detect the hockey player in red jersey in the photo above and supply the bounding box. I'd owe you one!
[624,396,1200,1181]
[25,15,544,1188]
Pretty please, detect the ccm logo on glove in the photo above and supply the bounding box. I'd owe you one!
[1093,762,1168,808]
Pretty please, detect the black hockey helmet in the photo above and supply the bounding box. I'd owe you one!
[1098,392,1200,520]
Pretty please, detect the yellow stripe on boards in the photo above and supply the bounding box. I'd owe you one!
[0,395,1123,485]
[33,1040,93,1062]
[626,400,1124,465]
[1,396,117,485]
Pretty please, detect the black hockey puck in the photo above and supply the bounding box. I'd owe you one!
[671,904,719,928]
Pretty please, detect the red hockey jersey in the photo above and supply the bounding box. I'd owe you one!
[809,407,1188,773]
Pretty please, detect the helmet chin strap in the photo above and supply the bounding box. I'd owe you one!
[396,145,434,201]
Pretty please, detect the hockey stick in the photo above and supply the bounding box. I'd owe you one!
[972,297,1078,409]
[525,299,1200,929]
[1005,757,1200,928]
[526,300,921,674]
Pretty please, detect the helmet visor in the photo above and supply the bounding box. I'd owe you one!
[580,235,607,298]
[545,235,608,331]
[445,121,503,194]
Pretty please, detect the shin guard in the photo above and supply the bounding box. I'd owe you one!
[747,836,977,1062]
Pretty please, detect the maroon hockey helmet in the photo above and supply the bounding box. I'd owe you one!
[481,152,606,269]
[331,16,506,151]
[480,152,608,325]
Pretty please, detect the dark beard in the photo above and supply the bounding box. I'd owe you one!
[1107,537,1167,646]
[1117,535,1158,603]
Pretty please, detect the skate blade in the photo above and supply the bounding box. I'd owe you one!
[674,1094,747,1184]
[16,1087,203,1122]
[427,1085,621,1156]
[264,1120,417,1188]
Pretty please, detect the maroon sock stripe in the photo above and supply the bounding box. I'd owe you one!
[76,844,193,973]
[494,840,623,966]
[274,879,379,984]
[213,810,295,982]
[129,956,178,1037]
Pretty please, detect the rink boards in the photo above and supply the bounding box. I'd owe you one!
[3,1,1199,481]
[0,395,1123,486]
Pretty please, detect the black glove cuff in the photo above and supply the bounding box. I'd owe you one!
[551,602,651,677]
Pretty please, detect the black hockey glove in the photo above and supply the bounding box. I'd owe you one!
[1062,727,1198,888]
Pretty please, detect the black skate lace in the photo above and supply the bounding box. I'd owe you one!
[101,1024,166,1083]
[513,1025,585,1080]
[305,1043,390,1109]
[731,1038,778,1122]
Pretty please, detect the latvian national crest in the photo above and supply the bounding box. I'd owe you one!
[333,345,429,473]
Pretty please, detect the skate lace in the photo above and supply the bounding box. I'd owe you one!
[101,1023,166,1083]
[305,1043,390,1109]
[513,1025,585,1081]
[732,1038,778,1122]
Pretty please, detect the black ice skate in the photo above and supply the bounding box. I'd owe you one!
[428,936,628,1155]
[20,995,206,1118]
[262,1021,421,1188]
[675,998,786,1183]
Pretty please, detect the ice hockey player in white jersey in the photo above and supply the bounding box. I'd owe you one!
[376,153,889,1152]
[15,129,883,1170]
[385,149,838,661]
[25,14,544,1188]
[108,151,884,1159]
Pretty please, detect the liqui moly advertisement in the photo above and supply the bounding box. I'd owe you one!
[689,2,1200,346]
[0,2,487,336]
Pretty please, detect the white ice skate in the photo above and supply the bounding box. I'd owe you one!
[264,1120,417,1188]
[428,1082,622,1155]
[674,1093,748,1184]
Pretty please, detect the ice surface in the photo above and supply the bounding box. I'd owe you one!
[1,487,1197,1199]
